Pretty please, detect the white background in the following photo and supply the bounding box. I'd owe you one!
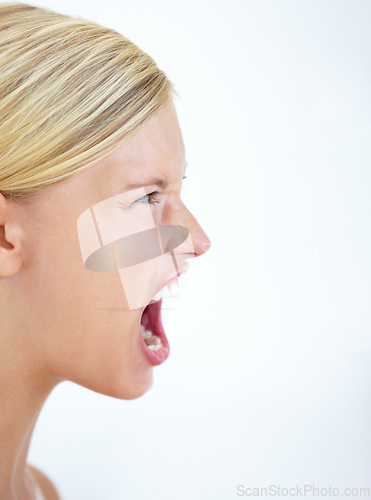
[27,1,371,499]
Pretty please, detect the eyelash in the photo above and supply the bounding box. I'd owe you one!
[132,191,160,206]
[129,176,187,207]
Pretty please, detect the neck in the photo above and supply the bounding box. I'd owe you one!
[0,343,60,500]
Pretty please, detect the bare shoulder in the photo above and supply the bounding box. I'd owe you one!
[27,464,61,500]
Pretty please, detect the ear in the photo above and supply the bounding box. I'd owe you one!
[0,193,24,277]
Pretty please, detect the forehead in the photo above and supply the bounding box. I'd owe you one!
[107,102,185,173]
[83,101,186,201]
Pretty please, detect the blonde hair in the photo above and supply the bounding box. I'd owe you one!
[0,3,174,200]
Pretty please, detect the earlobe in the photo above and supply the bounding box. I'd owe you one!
[0,194,24,277]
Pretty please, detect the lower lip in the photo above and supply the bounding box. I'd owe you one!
[139,300,170,366]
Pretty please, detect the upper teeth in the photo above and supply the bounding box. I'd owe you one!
[151,279,180,302]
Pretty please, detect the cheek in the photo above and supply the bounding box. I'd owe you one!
[54,259,129,343]
[32,237,127,359]
[40,263,153,399]
[21,197,154,398]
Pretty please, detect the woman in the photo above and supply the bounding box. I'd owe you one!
[0,3,210,499]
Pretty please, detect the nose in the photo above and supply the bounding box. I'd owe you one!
[173,202,211,259]
[187,213,211,258]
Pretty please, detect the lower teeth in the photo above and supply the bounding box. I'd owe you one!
[141,325,162,352]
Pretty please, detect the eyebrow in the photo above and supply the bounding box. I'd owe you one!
[120,162,188,191]
[122,178,168,190]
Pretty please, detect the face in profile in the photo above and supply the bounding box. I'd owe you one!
[19,99,210,400]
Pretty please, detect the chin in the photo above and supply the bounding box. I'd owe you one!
[80,369,154,401]
[112,376,154,400]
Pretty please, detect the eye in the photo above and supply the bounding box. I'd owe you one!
[132,191,160,206]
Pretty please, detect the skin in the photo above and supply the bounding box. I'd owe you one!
[0,99,210,500]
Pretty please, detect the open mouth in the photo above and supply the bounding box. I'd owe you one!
[139,278,180,365]
[141,300,166,351]
[139,300,170,365]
